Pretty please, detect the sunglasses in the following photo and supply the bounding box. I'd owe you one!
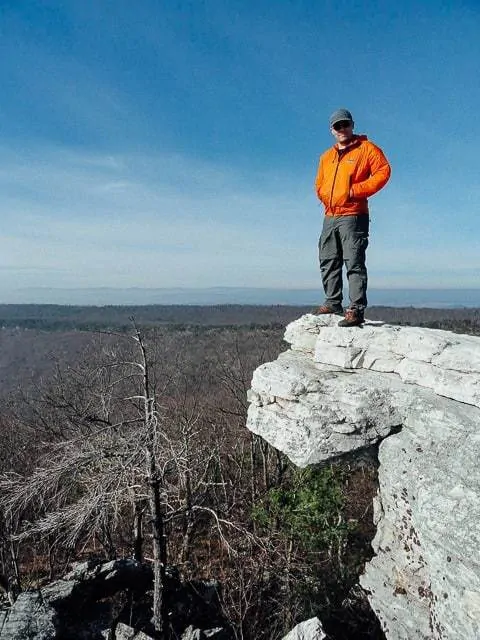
[332,120,352,131]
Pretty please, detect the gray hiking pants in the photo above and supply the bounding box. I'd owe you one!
[318,214,369,310]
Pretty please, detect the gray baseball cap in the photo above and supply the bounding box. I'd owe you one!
[329,108,353,127]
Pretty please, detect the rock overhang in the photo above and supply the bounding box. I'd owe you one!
[246,314,480,640]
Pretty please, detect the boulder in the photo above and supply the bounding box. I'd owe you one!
[0,592,56,640]
[113,622,154,640]
[282,617,325,639]
[247,314,480,640]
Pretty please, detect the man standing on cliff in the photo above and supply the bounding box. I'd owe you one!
[314,108,391,327]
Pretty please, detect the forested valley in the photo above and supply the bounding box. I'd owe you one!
[0,304,479,639]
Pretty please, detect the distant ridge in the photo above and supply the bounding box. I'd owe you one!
[1,287,480,307]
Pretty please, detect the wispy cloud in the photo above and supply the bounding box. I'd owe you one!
[1,139,479,302]
[1,140,479,302]
[0,145,317,295]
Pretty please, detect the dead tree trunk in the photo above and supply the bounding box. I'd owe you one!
[147,449,166,635]
[134,324,167,635]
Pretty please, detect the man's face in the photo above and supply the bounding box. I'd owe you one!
[331,120,354,144]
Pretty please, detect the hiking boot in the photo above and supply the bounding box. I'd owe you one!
[338,308,364,327]
[311,304,343,316]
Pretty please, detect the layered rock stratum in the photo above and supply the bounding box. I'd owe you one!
[247,314,480,640]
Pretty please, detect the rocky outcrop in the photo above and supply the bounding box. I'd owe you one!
[0,558,147,640]
[247,314,480,640]
[0,559,233,640]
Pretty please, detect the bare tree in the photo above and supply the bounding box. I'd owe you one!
[0,325,173,632]
[0,325,261,637]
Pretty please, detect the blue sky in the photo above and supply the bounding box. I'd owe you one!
[0,0,479,302]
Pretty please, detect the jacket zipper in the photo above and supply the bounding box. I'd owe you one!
[329,152,341,211]
[329,148,352,211]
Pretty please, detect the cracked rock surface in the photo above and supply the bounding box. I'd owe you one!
[246,314,480,640]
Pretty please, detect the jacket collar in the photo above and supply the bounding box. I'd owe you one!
[334,134,369,153]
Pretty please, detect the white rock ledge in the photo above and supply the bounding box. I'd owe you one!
[246,314,480,640]
[286,314,480,408]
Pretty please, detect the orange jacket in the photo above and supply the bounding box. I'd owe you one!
[315,135,391,216]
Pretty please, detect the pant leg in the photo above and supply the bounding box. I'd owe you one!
[338,215,369,310]
[318,216,343,308]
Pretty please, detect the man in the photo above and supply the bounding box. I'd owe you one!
[314,108,391,327]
